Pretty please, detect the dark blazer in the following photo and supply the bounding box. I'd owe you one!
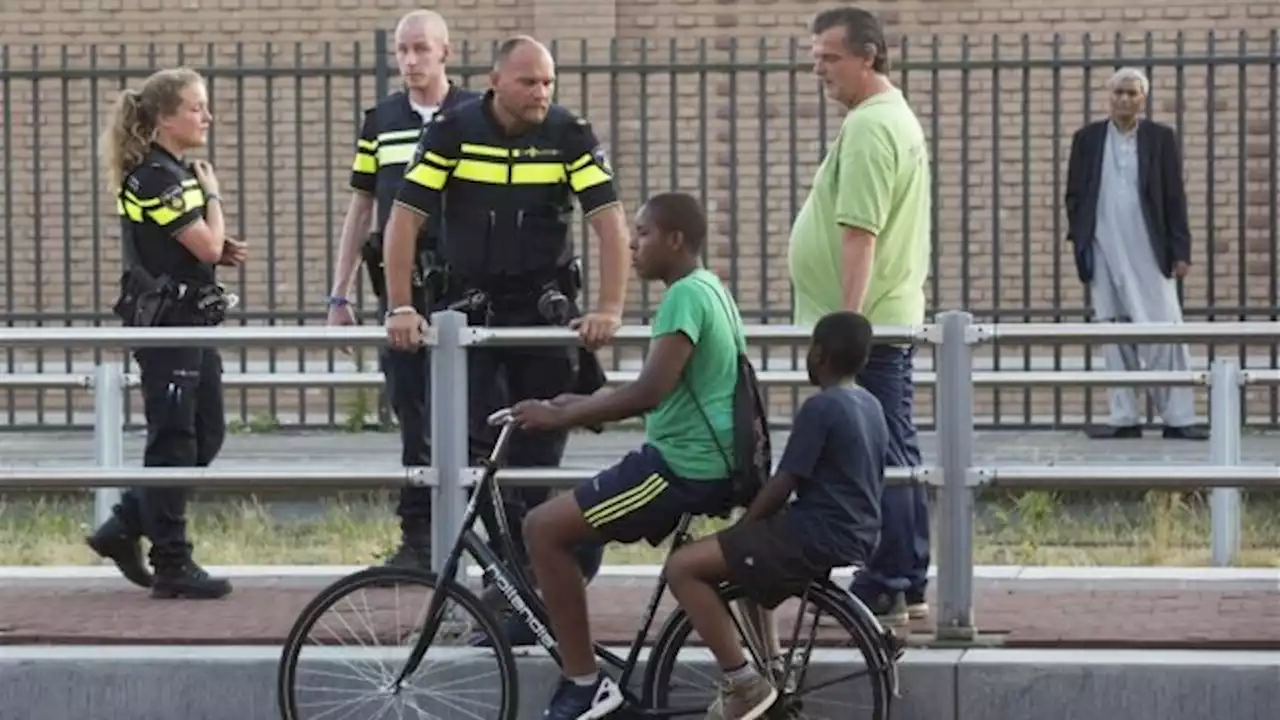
[1064,119,1191,284]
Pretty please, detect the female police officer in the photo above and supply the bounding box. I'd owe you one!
[85,67,245,600]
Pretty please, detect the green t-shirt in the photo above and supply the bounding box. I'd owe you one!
[645,268,745,480]
[787,86,932,328]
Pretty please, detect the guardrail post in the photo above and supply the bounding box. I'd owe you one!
[1208,358,1242,566]
[429,310,469,579]
[92,365,125,530]
[935,310,977,641]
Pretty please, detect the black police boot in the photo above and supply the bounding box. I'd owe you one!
[380,517,432,571]
[150,544,232,600]
[85,514,153,589]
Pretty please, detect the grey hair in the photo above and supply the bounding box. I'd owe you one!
[1107,67,1149,96]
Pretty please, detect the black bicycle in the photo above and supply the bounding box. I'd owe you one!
[277,408,904,720]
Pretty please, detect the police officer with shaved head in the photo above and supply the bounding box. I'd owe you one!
[327,10,480,571]
[382,35,633,642]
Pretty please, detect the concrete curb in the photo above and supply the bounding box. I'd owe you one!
[2,564,1277,591]
[0,645,1276,720]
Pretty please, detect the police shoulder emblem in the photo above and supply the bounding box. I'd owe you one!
[160,186,186,213]
[592,146,613,174]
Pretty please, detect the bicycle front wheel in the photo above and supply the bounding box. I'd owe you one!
[277,566,518,720]
[644,581,894,720]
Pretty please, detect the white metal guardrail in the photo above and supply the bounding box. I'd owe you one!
[2,310,1279,641]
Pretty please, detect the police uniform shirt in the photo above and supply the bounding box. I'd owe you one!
[393,91,619,281]
[349,83,481,235]
[116,145,212,283]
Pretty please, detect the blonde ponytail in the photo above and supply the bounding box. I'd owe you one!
[101,89,151,191]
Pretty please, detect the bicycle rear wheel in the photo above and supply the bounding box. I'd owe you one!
[277,566,518,720]
[643,580,895,720]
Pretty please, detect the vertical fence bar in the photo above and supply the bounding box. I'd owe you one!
[726,38,739,295]
[1049,34,1063,425]
[92,365,125,529]
[1234,32,1248,414]
[265,42,279,421]
[1019,34,1032,425]
[90,46,103,380]
[430,310,469,578]
[295,43,308,425]
[935,310,977,640]
[234,42,249,423]
[1205,31,1217,337]
[958,38,971,313]
[60,46,73,426]
[1270,30,1279,425]
[989,37,1002,426]
[1081,35,1095,426]
[1208,359,1242,567]
[31,45,45,424]
[3,46,15,426]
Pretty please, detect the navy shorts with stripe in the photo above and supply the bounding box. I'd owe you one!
[573,443,734,546]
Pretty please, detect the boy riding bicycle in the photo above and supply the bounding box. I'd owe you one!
[509,192,746,720]
[664,310,890,720]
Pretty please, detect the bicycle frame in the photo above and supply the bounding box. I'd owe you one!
[390,410,698,714]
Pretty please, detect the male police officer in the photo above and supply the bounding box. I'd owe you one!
[383,36,632,621]
[327,10,480,570]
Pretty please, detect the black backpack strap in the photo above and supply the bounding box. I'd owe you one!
[676,276,746,476]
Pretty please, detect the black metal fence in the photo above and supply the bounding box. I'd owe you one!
[1,30,1278,431]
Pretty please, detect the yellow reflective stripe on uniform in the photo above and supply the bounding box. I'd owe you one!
[451,160,566,185]
[460,143,511,159]
[357,138,378,152]
[404,150,457,191]
[116,178,204,224]
[147,188,206,227]
[122,191,160,208]
[374,129,425,167]
[117,197,143,222]
[352,151,376,174]
[581,473,669,528]
[376,143,417,167]
[567,153,594,171]
[453,159,507,184]
[377,129,421,144]
[424,152,456,168]
[512,163,566,184]
[566,152,611,193]
[405,164,450,191]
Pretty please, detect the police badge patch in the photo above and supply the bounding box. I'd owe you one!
[160,186,186,213]
[592,146,612,174]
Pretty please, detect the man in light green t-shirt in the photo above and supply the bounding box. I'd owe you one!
[508,191,752,720]
[786,6,932,629]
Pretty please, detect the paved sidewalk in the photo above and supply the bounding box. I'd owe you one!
[0,576,1276,650]
[4,426,1278,470]
[4,429,1276,652]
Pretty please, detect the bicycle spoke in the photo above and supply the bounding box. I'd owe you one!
[282,570,514,720]
[647,585,897,720]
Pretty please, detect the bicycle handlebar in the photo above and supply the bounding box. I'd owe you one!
[486,408,514,427]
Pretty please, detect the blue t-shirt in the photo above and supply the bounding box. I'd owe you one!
[777,385,889,569]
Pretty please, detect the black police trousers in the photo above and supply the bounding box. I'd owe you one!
[379,344,433,524]
[466,345,605,581]
[113,347,225,567]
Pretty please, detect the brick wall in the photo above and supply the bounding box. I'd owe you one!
[2,0,1277,427]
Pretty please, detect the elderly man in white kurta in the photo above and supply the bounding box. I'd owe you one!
[1065,68,1207,441]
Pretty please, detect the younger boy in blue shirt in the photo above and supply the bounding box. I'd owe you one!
[664,310,890,720]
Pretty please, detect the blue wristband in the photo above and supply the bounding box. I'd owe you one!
[327,295,350,307]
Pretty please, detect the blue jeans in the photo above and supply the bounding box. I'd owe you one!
[850,345,930,595]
